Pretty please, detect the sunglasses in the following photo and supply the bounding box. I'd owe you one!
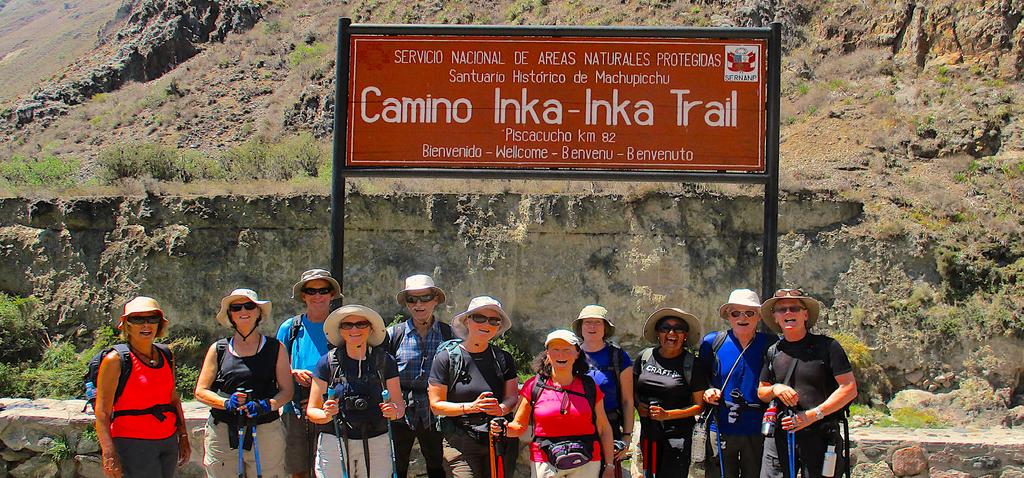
[773,306,806,314]
[302,286,333,296]
[774,288,805,298]
[468,314,503,327]
[126,315,162,325]
[656,324,688,334]
[730,310,758,318]
[339,321,371,330]
[228,302,259,312]
[405,293,436,304]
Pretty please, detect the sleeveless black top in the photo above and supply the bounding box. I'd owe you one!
[210,337,281,426]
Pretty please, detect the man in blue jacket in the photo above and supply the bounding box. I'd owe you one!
[699,289,777,478]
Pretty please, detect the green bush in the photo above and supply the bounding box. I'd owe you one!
[0,294,45,364]
[0,154,81,188]
[98,142,226,183]
[288,42,328,68]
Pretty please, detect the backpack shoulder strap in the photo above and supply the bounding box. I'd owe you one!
[712,331,729,353]
[212,338,229,390]
[439,321,454,341]
[438,339,464,388]
[154,343,174,373]
[608,343,622,384]
[683,351,695,385]
[284,315,303,352]
[387,321,407,356]
[329,346,345,387]
[493,345,510,379]
[582,374,598,430]
[112,344,133,401]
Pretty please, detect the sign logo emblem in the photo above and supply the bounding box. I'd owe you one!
[724,45,759,82]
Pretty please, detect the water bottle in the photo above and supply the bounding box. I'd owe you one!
[85,381,97,401]
[691,419,707,463]
[822,445,837,477]
[761,402,778,437]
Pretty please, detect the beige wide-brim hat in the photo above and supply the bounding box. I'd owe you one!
[395,274,447,305]
[291,268,343,303]
[451,296,512,339]
[324,304,387,347]
[216,289,272,328]
[760,290,821,334]
[119,296,169,337]
[570,304,615,339]
[718,289,763,319]
[642,307,702,347]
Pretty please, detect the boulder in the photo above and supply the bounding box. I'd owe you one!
[74,455,102,478]
[9,456,58,478]
[892,446,929,477]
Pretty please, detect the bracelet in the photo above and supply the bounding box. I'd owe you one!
[460,403,466,415]
[811,406,824,420]
[622,431,632,435]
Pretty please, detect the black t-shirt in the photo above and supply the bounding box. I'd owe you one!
[428,344,517,429]
[314,346,399,439]
[634,348,709,437]
[758,333,853,419]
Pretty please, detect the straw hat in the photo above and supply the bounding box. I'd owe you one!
[118,296,168,337]
[642,307,702,347]
[395,274,447,305]
[570,305,615,339]
[718,289,763,319]
[451,296,512,339]
[324,304,387,347]
[215,289,272,328]
[291,269,343,303]
[760,289,821,334]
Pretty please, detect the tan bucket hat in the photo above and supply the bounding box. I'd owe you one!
[291,268,343,303]
[216,289,272,328]
[324,304,387,347]
[760,288,821,334]
[571,305,616,339]
[396,274,447,305]
[119,296,168,337]
[718,289,763,319]
[642,307,702,347]
[451,296,512,339]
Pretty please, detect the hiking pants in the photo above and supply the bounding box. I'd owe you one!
[639,432,692,478]
[761,422,845,478]
[703,431,764,478]
[392,420,446,478]
[113,434,179,478]
[203,417,286,478]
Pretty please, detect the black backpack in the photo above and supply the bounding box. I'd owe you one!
[82,343,174,413]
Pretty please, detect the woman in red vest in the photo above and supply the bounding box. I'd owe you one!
[95,296,190,478]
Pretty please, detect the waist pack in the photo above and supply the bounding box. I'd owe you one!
[537,435,596,470]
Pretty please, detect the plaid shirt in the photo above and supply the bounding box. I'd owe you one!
[390,317,446,429]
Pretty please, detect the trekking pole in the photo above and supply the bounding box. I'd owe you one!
[235,388,247,478]
[244,389,263,478]
[381,390,398,478]
[488,426,498,478]
[712,407,725,478]
[787,429,797,478]
[326,388,350,478]
[492,418,507,478]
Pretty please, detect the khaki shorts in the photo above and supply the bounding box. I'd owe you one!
[203,417,286,478]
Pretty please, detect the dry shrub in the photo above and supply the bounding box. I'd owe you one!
[817,48,893,80]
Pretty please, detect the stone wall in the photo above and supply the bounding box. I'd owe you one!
[1,399,1021,478]
[0,191,1021,401]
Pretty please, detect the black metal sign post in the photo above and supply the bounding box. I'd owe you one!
[331,19,782,301]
